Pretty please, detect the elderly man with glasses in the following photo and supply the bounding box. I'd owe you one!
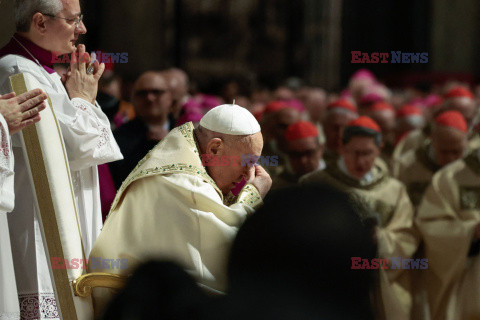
[0,0,122,318]
[108,71,174,188]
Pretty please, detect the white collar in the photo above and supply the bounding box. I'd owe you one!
[337,156,374,185]
[147,121,170,131]
[285,157,325,176]
[180,95,191,106]
[319,158,326,171]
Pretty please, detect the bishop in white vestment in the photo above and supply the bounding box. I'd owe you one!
[0,33,122,319]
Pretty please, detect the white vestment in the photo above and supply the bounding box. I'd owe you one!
[0,114,19,320]
[0,54,122,319]
[89,122,264,316]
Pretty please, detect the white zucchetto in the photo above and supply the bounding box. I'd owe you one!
[199,104,261,135]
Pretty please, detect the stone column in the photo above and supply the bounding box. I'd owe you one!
[99,0,176,77]
[431,0,480,73]
[304,0,343,90]
[0,1,15,47]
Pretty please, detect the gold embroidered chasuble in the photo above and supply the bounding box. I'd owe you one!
[89,122,262,314]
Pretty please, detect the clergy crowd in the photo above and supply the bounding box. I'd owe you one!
[1,0,480,319]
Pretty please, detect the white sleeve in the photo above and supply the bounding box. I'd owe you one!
[161,174,260,226]
[50,92,123,171]
[0,113,14,212]
[160,174,261,291]
[0,56,123,172]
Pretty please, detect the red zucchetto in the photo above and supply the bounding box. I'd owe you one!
[343,116,382,146]
[396,104,423,118]
[285,121,319,141]
[263,101,289,114]
[444,86,474,100]
[367,101,395,113]
[327,99,357,113]
[434,110,468,133]
[347,116,381,133]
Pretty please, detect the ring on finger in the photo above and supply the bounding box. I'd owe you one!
[86,64,95,75]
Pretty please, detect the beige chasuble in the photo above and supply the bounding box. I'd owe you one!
[416,150,480,320]
[393,143,441,208]
[89,122,263,314]
[393,127,480,164]
[393,129,427,162]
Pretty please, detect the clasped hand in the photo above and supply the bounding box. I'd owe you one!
[63,44,105,104]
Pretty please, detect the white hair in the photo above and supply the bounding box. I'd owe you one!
[14,0,63,32]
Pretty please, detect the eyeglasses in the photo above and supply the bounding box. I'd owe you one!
[134,89,167,98]
[43,13,84,29]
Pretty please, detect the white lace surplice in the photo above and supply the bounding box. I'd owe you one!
[0,114,19,320]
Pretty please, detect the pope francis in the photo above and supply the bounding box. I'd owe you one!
[89,104,272,314]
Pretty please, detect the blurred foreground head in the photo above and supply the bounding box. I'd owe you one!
[226,185,377,319]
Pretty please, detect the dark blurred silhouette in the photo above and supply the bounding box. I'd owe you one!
[101,261,209,320]
[220,185,377,320]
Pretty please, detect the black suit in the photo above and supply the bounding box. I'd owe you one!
[109,118,169,188]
